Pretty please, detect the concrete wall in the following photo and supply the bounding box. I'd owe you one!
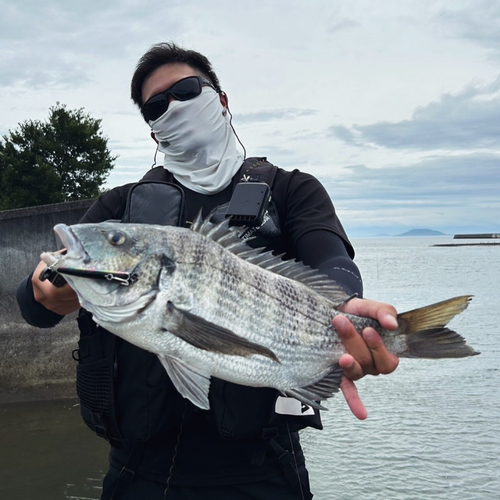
[0,200,94,403]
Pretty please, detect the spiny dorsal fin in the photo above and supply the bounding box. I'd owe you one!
[190,211,349,304]
[190,210,204,233]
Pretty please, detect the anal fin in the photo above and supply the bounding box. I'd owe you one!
[284,365,343,412]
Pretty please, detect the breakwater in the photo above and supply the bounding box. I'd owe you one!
[454,233,500,239]
[0,200,94,403]
[433,242,500,247]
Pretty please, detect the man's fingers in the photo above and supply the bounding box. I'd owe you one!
[340,377,367,420]
[339,353,364,381]
[334,298,400,420]
[340,298,398,330]
[334,315,378,376]
[334,310,400,376]
[32,260,80,315]
[362,327,400,375]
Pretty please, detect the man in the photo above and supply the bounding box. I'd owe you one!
[17,42,399,499]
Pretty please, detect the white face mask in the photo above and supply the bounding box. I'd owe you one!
[150,87,244,194]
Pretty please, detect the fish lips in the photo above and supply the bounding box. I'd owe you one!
[41,224,89,268]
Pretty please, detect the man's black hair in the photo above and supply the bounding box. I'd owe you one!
[131,42,222,117]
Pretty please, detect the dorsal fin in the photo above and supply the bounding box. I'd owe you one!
[190,210,204,233]
[190,211,349,305]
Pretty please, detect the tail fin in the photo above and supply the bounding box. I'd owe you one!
[397,296,479,358]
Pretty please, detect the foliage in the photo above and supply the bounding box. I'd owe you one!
[0,103,116,210]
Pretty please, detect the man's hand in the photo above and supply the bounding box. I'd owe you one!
[333,298,400,420]
[32,260,80,316]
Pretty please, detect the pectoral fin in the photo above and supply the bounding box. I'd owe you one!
[157,354,211,410]
[166,302,279,362]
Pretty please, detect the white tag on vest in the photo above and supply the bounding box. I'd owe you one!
[275,396,315,416]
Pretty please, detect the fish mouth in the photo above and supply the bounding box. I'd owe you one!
[41,225,140,288]
[40,224,89,268]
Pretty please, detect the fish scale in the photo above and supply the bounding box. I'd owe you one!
[185,253,336,363]
[40,215,479,411]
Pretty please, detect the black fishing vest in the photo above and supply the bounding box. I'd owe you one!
[74,157,322,444]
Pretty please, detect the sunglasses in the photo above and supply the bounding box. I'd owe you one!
[142,76,215,122]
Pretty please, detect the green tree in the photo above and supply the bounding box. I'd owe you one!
[0,103,117,210]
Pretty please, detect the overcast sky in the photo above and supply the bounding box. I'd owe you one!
[1,0,499,236]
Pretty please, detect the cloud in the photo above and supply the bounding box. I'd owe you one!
[435,1,500,56]
[327,125,360,146]
[0,0,185,89]
[326,18,360,34]
[235,108,317,124]
[325,153,500,200]
[320,153,500,234]
[1,0,497,236]
[328,77,500,150]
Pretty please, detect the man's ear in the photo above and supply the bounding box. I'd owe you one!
[151,131,158,144]
[219,91,228,109]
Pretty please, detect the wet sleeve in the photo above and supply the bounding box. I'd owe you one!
[277,170,362,296]
[279,170,354,258]
[16,273,64,328]
[295,230,363,298]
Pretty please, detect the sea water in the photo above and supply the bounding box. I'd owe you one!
[1,236,499,499]
[303,236,500,500]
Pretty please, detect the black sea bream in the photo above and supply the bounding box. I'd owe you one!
[40,215,479,410]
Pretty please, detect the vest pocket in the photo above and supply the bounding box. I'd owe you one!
[76,355,123,440]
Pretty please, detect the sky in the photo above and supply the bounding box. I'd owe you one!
[0,0,499,236]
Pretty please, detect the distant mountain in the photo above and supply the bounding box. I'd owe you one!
[397,229,446,237]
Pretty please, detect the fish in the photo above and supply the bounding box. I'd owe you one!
[40,215,479,411]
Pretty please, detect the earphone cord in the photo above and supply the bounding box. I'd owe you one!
[163,401,188,499]
[227,104,247,160]
[151,144,159,168]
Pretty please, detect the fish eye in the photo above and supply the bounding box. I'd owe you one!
[108,231,127,246]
